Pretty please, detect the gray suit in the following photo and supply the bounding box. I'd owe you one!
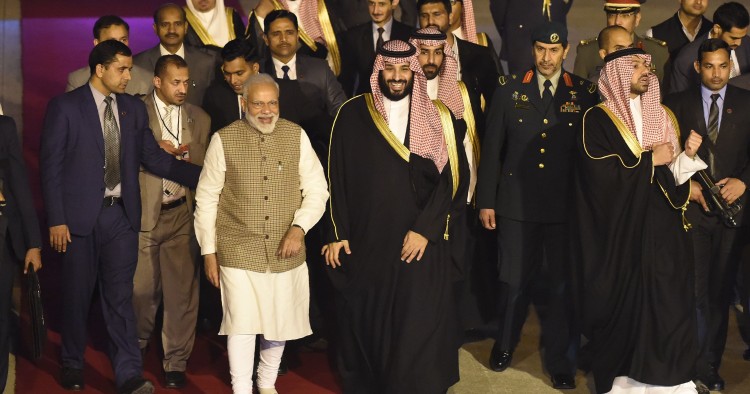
[133,45,215,106]
[133,93,210,372]
[66,64,152,95]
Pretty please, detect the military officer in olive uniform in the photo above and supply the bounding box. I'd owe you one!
[573,0,668,84]
[476,22,599,390]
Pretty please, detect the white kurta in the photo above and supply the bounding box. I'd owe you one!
[194,124,329,339]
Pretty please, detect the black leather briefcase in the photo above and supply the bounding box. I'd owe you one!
[27,267,46,360]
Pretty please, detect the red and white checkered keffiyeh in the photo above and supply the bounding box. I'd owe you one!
[409,27,465,119]
[460,0,478,44]
[280,0,326,45]
[598,50,678,152]
[370,40,448,172]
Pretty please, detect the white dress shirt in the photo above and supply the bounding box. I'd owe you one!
[153,92,186,202]
[159,43,186,59]
[194,125,329,255]
[272,54,298,80]
[537,69,561,97]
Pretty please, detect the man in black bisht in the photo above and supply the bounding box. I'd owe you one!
[323,40,464,394]
[575,47,705,393]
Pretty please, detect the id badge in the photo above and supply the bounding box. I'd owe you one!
[178,144,190,162]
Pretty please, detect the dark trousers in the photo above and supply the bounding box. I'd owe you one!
[495,217,574,375]
[690,212,748,375]
[61,202,141,387]
[0,231,15,393]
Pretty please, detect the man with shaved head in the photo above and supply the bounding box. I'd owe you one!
[598,25,635,59]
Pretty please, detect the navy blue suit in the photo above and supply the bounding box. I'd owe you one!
[40,85,200,387]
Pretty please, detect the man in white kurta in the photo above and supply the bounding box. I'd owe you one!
[194,73,328,394]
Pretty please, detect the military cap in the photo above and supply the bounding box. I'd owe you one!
[530,21,568,46]
[604,0,645,14]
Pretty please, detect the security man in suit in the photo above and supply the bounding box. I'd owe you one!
[0,115,42,394]
[476,22,599,390]
[66,15,152,95]
[133,55,210,389]
[202,39,261,134]
[134,4,216,106]
[664,38,750,393]
[647,0,712,60]
[574,0,669,84]
[340,0,414,96]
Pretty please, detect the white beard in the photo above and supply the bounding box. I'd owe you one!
[247,114,279,134]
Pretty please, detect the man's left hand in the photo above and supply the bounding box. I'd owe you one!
[684,130,703,159]
[401,231,428,263]
[718,177,747,205]
[24,248,42,274]
[277,226,305,258]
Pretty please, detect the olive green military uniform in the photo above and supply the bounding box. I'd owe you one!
[573,34,668,84]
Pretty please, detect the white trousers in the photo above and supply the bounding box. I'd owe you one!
[227,334,286,394]
[607,376,697,394]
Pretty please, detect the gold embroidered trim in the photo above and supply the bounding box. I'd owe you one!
[458,81,480,166]
[597,104,644,158]
[184,7,237,47]
[434,100,460,198]
[327,94,364,241]
[477,32,489,47]
[317,0,342,76]
[581,105,643,169]
[365,94,410,161]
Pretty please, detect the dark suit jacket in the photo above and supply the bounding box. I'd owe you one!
[340,19,413,96]
[490,0,573,75]
[261,54,347,118]
[202,79,243,133]
[40,85,202,236]
[133,45,215,106]
[651,13,713,60]
[669,35,750,94]
[664,85,750,225]
[476,69,599,223]
[0,116,41,261]
[456,37,501,110]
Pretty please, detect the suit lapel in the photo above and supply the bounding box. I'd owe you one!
[181,104,193,146]
[717,86,736,144]
[362,24,375,57]
[81,88,104,156]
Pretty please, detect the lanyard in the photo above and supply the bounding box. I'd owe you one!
[154,91,181,142]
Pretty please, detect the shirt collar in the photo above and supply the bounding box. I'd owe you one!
[701,83,728,103]
[272,54,297,70]
[89,82,114,105]
[159,43,185,59]
[373,17,393,35]
[536,68,562,94]
[153,91,178,114]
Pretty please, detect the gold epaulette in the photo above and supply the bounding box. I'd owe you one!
[579,37,598,46]
[643,35,667,47]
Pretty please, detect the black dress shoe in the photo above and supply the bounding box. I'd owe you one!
[743,347,750,361]
[488,344,513,372]
[164,371,186,389]
[551,374,576,390]
[699,368,725,391]
[60,367,84,391]
[117,377,155,394]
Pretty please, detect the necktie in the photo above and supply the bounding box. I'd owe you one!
[377,27,385,50]
[103,96,121,189]
[281,65,291,80]
[542,79,553,110]
[707,93,720,176]
[162,106,182,198]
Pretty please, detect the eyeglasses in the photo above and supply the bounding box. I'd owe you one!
[249,100,279,109]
